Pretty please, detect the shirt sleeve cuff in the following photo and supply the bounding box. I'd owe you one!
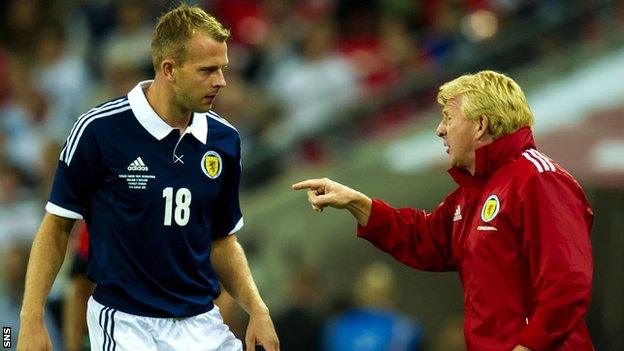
[45,202,84,219]
[356,198,394,239]
[516,323,556,351]
[228,217,244,235]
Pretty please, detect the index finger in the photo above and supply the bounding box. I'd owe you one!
[291,179,325,190]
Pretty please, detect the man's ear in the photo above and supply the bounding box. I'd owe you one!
[476,114,490,140]
[161,59,176,82]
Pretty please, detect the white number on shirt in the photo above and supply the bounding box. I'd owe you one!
[162,187,192,226]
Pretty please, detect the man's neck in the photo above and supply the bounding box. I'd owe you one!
[145,78,192,131]
[467,135,496,175]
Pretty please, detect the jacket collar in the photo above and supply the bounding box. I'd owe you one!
[448,127,536,187]
[128,80,207,144]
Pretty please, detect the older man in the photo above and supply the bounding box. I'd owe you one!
[294,71,594,350]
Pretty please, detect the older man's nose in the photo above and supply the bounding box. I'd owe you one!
[436,122,446,137]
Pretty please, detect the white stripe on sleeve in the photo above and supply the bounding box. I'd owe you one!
[45,202,84,219]
[228,218,244,235]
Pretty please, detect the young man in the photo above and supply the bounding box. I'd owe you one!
[18,4,279,351]
[294,71,594,350]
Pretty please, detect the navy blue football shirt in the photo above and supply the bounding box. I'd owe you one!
[47,81,243,317]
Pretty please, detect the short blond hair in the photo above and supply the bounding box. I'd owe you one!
[437,70,534,139]
[151,4,230,71]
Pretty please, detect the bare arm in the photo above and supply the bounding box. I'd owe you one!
[291,178,372,226]
[213,287,239,331]
[18,213,76,351]
[211,234,279,351]
[63,274,96,351]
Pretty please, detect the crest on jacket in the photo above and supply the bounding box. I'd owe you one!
[481,195,500,222]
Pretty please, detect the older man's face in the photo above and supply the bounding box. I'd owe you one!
[436,96,480,172]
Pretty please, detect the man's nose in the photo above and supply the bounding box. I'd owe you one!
[436,122,445,137]
[214,70,226,88]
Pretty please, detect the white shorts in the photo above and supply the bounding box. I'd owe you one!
[86,296,242,351]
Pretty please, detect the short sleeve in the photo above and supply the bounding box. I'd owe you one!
[211,135,243,237]
[46,123,101,219]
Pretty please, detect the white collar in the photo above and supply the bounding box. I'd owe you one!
[127,80,207,144]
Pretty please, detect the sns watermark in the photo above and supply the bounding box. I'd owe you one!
[2,326,10,349]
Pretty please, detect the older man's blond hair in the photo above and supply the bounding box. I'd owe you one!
[437,70,534,139]
[151,3,230,72]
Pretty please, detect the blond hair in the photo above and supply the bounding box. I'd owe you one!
[151,3,230,71]
[437,70,534,139]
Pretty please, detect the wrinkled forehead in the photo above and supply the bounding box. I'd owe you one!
[442,95,463,115]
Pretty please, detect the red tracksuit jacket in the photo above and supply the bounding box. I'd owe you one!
[357,128,594,350]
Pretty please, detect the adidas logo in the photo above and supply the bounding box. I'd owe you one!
[453,205,462,222]
[127,157,149,171]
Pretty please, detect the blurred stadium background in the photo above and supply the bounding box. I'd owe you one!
[1,0,624,350]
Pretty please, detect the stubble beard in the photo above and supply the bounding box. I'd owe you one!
[175,88,211,114]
